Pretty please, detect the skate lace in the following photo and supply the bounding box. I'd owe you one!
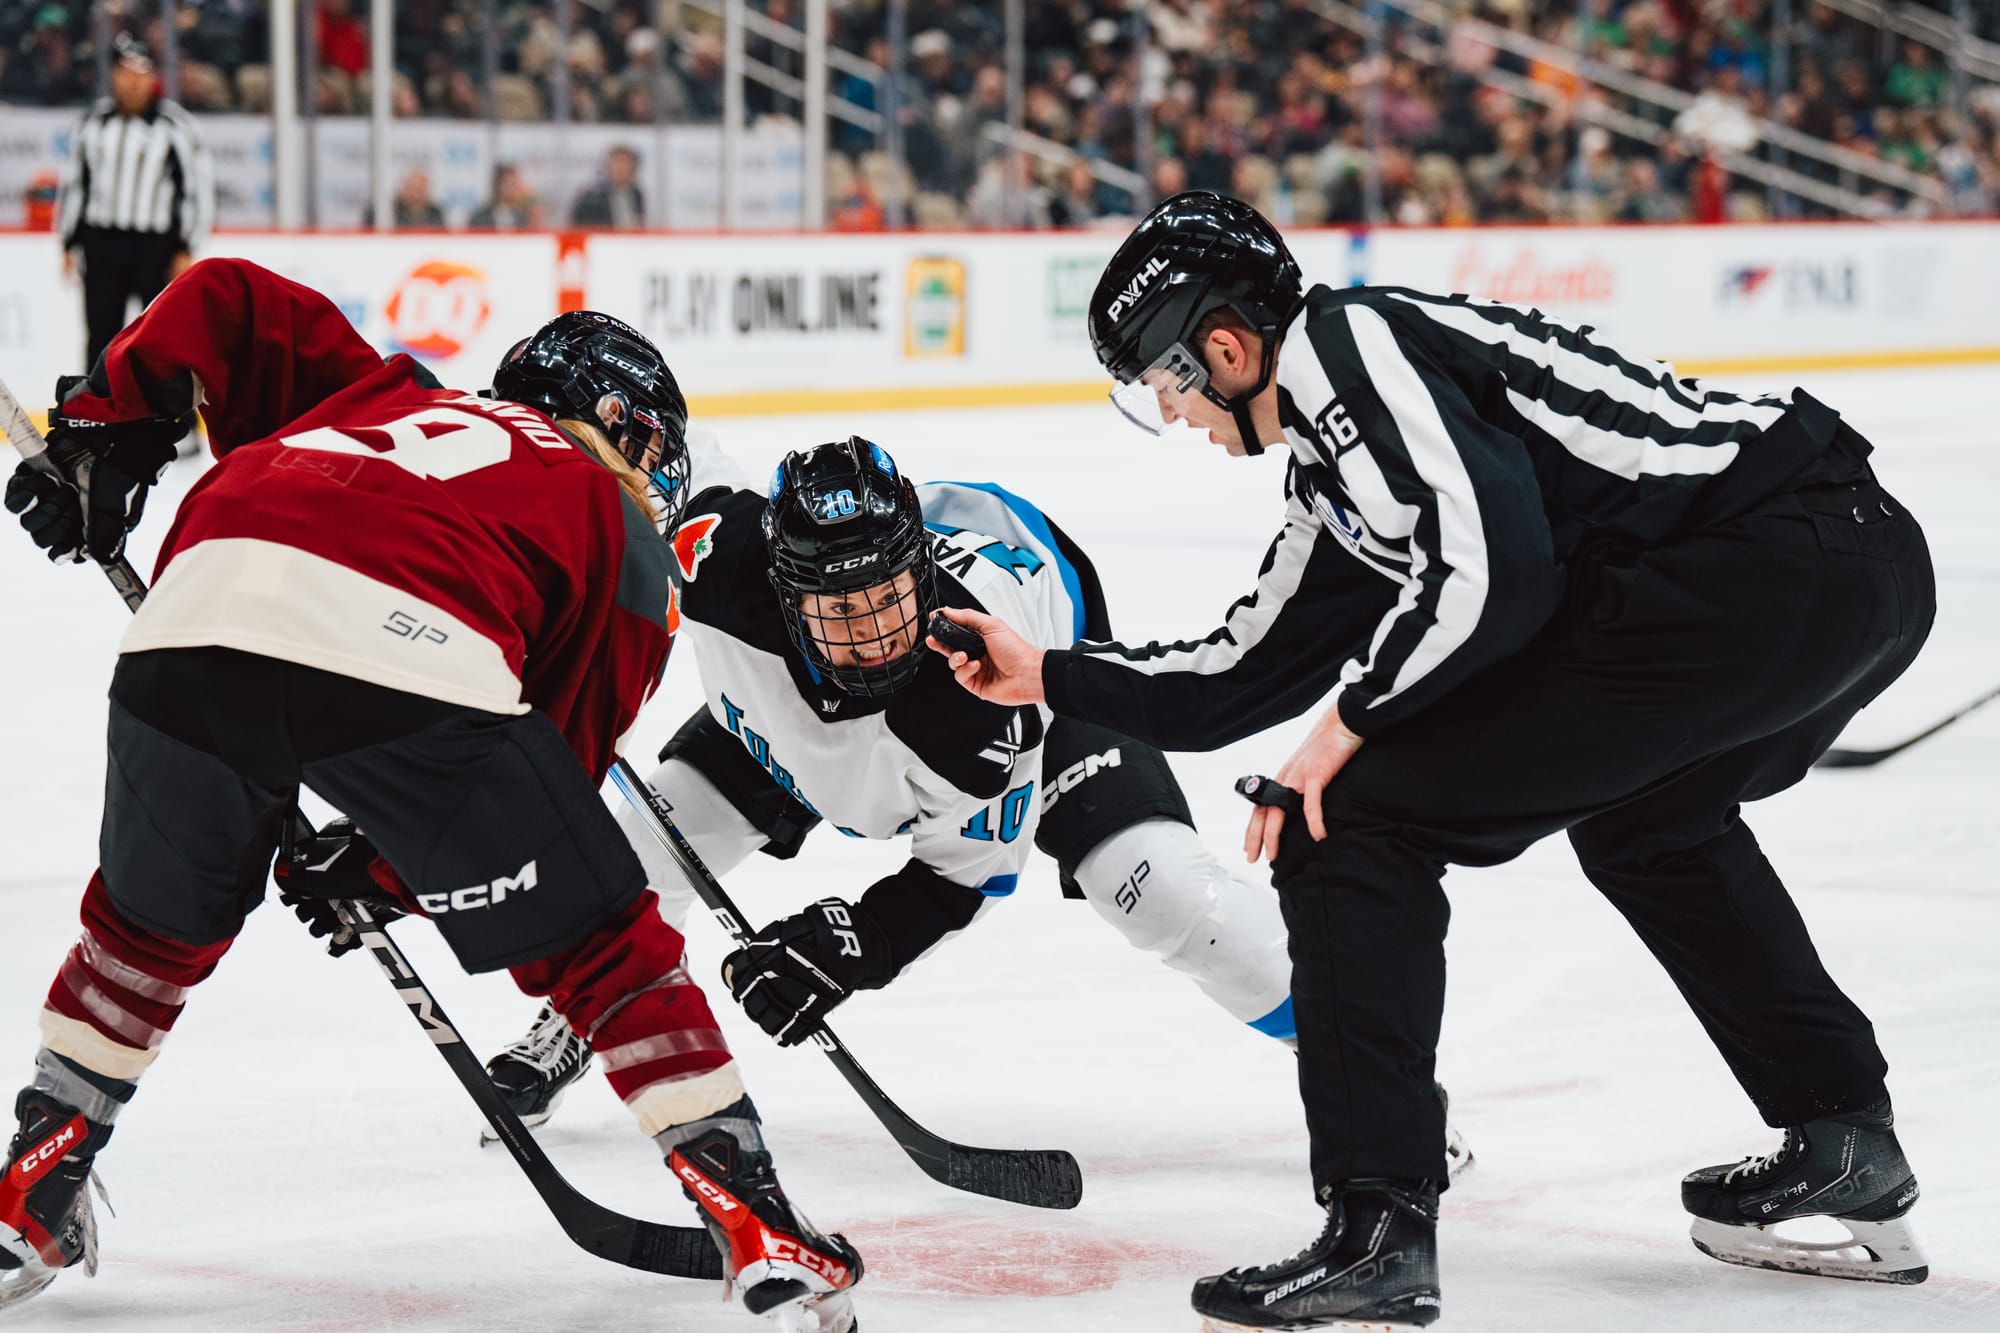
[1722,1129,1798,1185]
[1234,1210,1340,1280]
[500,1004,584,1074]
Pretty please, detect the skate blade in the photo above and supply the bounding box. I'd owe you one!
[1689,1214,1929,1285]
[0,1259,63,1312]
[745,1280,854,1332]
[477,1094,563,1146]
[1443,1122,1474,1181]
[1201,1317,1428,1332]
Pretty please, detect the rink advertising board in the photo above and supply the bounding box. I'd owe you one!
[0,233,555,409]
[2,222,1998,430]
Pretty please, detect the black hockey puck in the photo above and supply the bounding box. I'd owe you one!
[1234,774,1305,816]
[927,610,987,661]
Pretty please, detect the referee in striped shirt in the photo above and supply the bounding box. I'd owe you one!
[936,192,1937,1326]
[57,33,213,371]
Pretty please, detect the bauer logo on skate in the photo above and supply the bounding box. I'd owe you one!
[384,261,494,359]
[1265,1265,1326,1305]
[415,860,538,915]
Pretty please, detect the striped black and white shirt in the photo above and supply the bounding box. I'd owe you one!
[1043,284,1851,750]
[57,98,214,252]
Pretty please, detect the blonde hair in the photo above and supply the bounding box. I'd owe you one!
[558,417,657,522]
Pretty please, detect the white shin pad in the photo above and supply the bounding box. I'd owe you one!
[1070,819,1293,1038]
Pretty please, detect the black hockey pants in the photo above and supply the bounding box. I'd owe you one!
[102,646,647,972]
[1275,445,1936,1191]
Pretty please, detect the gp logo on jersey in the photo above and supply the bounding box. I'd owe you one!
[385,261,493,359]
[672,512,722,582]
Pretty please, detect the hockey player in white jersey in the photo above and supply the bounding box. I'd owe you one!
[486,434,1467,1175]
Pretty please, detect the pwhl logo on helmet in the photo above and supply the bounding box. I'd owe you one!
[1103,256,1170,324]
[386,262,493,359]
[673,512,722,582]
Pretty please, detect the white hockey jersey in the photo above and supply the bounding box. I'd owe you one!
[665,435,1091,896]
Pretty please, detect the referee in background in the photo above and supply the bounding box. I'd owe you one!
[57,33,213,371]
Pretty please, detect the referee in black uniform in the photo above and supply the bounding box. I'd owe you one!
[935,193,1937,1329]
[57,34,213,371]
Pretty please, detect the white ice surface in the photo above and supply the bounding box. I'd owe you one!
[2,368,1997,1331]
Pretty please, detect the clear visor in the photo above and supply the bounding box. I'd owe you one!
[1109,342,1211,436]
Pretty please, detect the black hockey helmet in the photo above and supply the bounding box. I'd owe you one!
[764,437,935,698]
[1089,189,1303,455]
[492,311,692,526]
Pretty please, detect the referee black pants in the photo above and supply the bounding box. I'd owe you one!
[1274,459,1936,1192]
[78,228,181,370]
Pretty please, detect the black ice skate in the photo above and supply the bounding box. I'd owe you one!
[1683,1098,1926,1285]
[481,1001,593,1144]
[669,1127,862,1332]
[1192,1178,1441,1331]
[0,1091,112,1312]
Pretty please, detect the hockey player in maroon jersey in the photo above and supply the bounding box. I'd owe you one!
[0,258,862,1329]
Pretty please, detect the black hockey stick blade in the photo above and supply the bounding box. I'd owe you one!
[1815,683,2000,769]
[334,899,724,1280]
[609,758,1084,1210]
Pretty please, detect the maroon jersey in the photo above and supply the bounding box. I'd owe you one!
[61,257,674,781]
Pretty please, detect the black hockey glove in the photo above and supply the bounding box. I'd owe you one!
[38,400,189,564]
[273,816,405,957]
[720,898,896,1047]
[5,461,85,563]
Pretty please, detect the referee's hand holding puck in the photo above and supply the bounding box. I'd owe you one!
[928,606,1046,706]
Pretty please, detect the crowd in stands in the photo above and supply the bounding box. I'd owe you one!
[3,0,1999,227]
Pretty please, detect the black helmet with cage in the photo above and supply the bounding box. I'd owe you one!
[763,436,935,698]
[1087,190,1303,455]
[492,310,692,526]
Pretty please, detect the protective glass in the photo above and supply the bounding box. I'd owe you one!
[1109,342,1210,436]
[794,570,925,696]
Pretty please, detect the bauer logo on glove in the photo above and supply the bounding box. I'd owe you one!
[721,898,895,1046]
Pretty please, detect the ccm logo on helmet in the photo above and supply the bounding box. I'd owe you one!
[822,552,881,574]
[416,861,538,915]
[1104,256,1170,324]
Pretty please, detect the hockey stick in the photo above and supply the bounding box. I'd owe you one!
[1815,683,2000,769]
[608,757,1086,1211]
[0,374,148,612]
[326,895,721,1279]
[5,394,723,1280]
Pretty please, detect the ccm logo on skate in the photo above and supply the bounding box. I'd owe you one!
[416,861,538,914]
[765,1234,850,1285]
[671,1161,741,1213]
[1265,1266,1327,1306]
[10,1122,79,1182]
